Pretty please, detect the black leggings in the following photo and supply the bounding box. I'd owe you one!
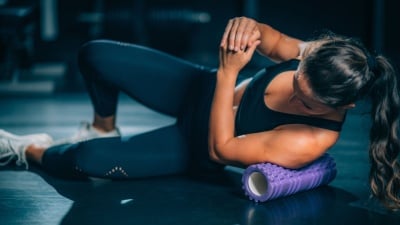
[41,40,219,179]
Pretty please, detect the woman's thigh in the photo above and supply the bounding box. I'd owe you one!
[78,39,216,116]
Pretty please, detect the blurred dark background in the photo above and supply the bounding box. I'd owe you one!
[0,0,398,95]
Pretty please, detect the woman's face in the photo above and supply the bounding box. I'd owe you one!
[290,71,336,116]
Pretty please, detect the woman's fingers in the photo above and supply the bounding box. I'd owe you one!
[219,18,261,73]
[219,39,261,75]
[237,19,257,51]
[221,17,259,52]
[228,19,240,51]
[247,27,261,45]
[245,40,261,56]
[220,19,233,47]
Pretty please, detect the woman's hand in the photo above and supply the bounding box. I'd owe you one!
[220,17,261,52]
[220,16,304,62]
[218,37,260,76]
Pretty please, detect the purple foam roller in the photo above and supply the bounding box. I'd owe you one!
[242,154,337,202]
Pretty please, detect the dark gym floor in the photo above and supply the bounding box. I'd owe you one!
[1,94,399,225]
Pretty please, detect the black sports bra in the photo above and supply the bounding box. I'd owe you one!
[235,59,344,136]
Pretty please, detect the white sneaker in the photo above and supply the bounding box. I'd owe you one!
[0,130,53,169]
[0,129,53,146]
[53,121,121,145]
[0,138,27,168]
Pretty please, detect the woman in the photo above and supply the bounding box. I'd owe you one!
[1,17,399,210]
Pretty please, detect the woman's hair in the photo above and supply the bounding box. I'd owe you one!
[300,33,400,210]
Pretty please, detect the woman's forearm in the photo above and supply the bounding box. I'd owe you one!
[211,20,260,161]
[208,70,237,160]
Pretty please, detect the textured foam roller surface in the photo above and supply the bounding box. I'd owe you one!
[242,154,337,202]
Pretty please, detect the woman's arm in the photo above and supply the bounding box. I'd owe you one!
[220,17,304,62]
[209,32,260,166]
[210,124,339,169]
[210,17,338,169]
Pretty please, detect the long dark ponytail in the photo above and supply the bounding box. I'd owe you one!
[300,34,400,210]
[368,55,400,210]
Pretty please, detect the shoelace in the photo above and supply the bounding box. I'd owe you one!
[0,146,15,166]
[0,139,28,169]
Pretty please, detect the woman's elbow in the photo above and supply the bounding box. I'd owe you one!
[208,145,221,161]
[209,152,221,163]
[208,144,229,164]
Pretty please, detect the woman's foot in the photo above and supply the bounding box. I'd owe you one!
[0,130,53,168]
[0,129,53,146]
[73,121,121,141]
[53,121,121,145]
